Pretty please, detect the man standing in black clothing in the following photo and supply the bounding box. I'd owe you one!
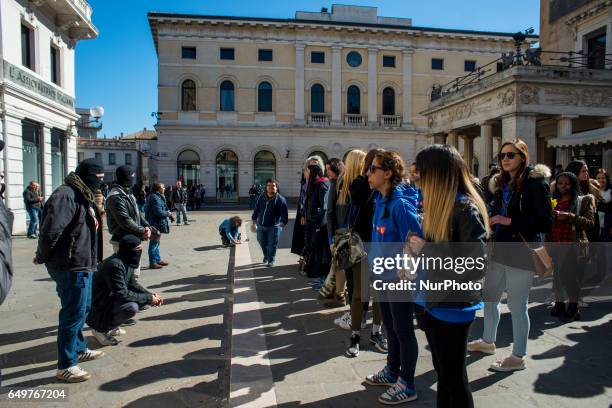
[23,181,43,238]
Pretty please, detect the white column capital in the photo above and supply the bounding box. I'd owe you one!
[295,43,306,51]
[556,114,579,120]
[402,48,414,55]
[368,48,379,54]
[331,45,343,52]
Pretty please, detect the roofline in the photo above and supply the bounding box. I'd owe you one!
[147,11,539,39]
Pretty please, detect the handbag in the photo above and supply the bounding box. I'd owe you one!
[517,232,553,278]
[333,203,367,269]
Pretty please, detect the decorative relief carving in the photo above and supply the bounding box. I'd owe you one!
[518,85,539,104]
[542,88,580,106]
[580,89,612,107]
[497,88,515,107]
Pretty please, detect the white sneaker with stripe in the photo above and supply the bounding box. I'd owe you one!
[56,365,91,383]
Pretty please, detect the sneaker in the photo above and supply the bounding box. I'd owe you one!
[370,332,389,353]
[378,378,418,405]
[467,339,496,355]
[27,234,37,239]
[93,330,120,346]
[334,312,352,330]
[361,319,367,329]
[365,365,398,387]
[109,327,126,337]
[490,355,526,372]
[550,302,566,317]
[263,258,268,264]
[77,349,105,362]
[56,365,91,383]
[267,261,275,267]
[157,261,169,266]
[184,222,190,226]
[345,334,360,357]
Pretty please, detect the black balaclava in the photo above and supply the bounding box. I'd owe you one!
[75,158,104,192]
[118,234,142,268]
[115,165,135,189]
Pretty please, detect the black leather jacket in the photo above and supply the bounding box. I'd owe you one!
[105,186,149,243]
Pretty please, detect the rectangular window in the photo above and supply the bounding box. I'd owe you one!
[95,152,102,163]
[220,48,235,60]
[50,45,60,85]
[108,153,115,165]
[182,46,196,59]
[21,24,34,69]
[78,152,84,163]
[496,62,504,72]
[464,60,477,72]
[311,51,325,64]
[383,55,396,68]
[51,129,66,191]
[125,153,132,166]
[22,120,42,191]
[431,58,444,70]
[258,49,273,61]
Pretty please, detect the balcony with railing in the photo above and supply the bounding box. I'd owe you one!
[307,112,331,126]
[343,113,366,127]
[378,115,401,127]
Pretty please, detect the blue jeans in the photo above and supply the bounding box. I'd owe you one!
[482,261,533,357]
[148,239,161,266]
[47,269,93,369]
[175,204,188,224]
[256,225,281,263]
[27,207,40,236]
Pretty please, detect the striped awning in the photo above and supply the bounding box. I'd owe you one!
[547,127,612,148]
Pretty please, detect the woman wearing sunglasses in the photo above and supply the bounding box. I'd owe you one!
[468,139,553,372]
[364,150,422,405]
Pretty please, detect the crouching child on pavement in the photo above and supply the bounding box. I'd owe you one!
[87,235,164,346]
[219,216,243,247]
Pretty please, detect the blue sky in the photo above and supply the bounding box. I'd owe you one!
[75,0,540,138]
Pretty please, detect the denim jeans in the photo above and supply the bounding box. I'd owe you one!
[27,207,40,236]
[47,269,92,370]
[378,297,418,388]
[110,300,140,329]
[148,239,161,266]
[256,225,282,263]
[482,261,533,357]
[175,204,188,224]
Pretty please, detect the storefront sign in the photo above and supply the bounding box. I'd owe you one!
[3,60,75,109]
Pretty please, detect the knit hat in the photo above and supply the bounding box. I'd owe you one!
[75,158,104,178]
[115,165,135,188]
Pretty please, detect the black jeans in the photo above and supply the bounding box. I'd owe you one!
[110,300,140,329]
[422,310,474,408]
[378,299,418,388]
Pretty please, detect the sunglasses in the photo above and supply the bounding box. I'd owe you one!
[498,152,521,160]
[368,165,386,173]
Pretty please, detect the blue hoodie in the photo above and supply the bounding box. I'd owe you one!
[369,183,422,281]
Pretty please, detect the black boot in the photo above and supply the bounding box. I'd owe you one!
[550,302,566,317]
[563,302,580,323]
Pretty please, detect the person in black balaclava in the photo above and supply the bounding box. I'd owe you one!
[34,157,106,383]
[0,139,13,306]
[87,234,163,346]
[105,166,152,276]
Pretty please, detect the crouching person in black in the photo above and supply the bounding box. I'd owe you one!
[87,235,164,346]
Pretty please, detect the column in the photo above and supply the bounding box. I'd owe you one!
[463,135,474,173]
[367,48,378,126]
[606,15,612,70]
[402,48,414,128]
[294,44,305,123]
[502,114,537,159]
[42,125,52,199]
[555,115,577,169]
[447,131,459,149]
[331,46,342,125]
[478,122,494,178]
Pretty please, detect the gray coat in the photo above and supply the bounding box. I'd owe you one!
[105,186,149,243]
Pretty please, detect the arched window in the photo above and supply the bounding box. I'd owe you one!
[254,150,276,187]
[347,85,360,114]
[310,84,325,113]
[216,150,239,202]
[257,82,273,112]
[181,80,196,111]
[382,87,395,115]
[220,80,235,111]
[177,149,200,187]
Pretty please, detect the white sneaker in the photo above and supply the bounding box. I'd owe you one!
[335,312,352,330]
[56,365,91,383]
[78,349,105,362]
[109,327,126,337]
[334,311,350,326]
[93,330,120,346]
[361,319,367,330]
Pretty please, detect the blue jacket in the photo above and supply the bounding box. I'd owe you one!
[252,193,289,227]
[219,219,240,241]
[369,184,422,281]
[145,192,170,234]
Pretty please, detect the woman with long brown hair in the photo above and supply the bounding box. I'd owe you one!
[468,139,553,372]
[410,144,489,408]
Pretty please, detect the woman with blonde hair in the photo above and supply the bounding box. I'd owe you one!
[468,139,553,372]
[410,144,489,407]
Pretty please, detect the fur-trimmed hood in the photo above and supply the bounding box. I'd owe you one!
[489,164,551,194]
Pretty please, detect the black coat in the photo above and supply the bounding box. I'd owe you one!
[489,164,553,271]
[0,198,13,305]
[304,178,331,277]
[36,184,103,273]
[87,255,152,332]
[348,175,374,243]
[105,186,149,243]
[23,187,42,210]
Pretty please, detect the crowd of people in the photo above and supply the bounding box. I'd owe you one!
[2,135,611,406]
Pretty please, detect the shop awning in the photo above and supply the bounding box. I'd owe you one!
[547,127,612,148]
